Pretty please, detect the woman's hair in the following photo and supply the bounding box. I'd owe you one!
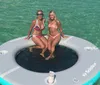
[36,10,44,15]
[49,10,58,21]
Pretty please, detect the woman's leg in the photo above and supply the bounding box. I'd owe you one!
[30,37,45,58]
[39,36,48,57]
[45,35,61,60]
[29,35,44,52]
[47,35,53,52]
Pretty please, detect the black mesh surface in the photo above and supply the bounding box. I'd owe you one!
[15,45,78,73]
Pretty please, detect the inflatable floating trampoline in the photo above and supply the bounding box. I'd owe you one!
[0,35,100,85]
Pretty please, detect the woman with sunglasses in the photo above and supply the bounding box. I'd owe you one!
[26,10,47,58]
[45,10,65,60]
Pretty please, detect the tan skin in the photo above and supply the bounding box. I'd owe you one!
[25,11,47,58]
[45,13,65,60]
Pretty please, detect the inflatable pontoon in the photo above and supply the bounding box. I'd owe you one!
[0,35,100,85]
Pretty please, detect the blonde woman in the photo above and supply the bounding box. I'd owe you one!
[26,10,47,58]
[45,10,65,60]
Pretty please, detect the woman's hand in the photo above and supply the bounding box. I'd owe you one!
[61,33,64,38]
[61,33,69,38]
[63,35,69,38]
[25,36,30,40]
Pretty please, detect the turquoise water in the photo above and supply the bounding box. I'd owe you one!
[0,0,100,47]
[0,0,100,84]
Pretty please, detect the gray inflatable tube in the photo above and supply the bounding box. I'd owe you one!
[0,35,100,85]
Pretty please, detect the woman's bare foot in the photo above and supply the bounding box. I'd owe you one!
[29,46,36,52]
[64,36,69,38]
[29,47,33,52]
[40,53,45,58]
[51,55,55,59]
[45,56,52,60]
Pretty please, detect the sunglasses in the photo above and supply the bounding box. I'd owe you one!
[37,13,43,16]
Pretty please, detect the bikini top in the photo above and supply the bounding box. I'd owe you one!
[48,21,58,29]
[33,19,44,31]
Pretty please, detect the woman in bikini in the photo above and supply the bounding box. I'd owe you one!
[45,10,65,60]
[26,10,47,58]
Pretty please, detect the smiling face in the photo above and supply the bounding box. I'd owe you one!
[49,12,55,20]
[37,11,43,20]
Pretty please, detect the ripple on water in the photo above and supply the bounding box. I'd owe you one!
[0,0,100,49]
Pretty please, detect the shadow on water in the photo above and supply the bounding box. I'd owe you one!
[15,45,78,73]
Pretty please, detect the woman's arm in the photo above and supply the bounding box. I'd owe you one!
[26,20,35,39]
[57,20,64,38]
[47,20,50,35]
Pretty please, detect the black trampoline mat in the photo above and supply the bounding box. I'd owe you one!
[15,45,78,73]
